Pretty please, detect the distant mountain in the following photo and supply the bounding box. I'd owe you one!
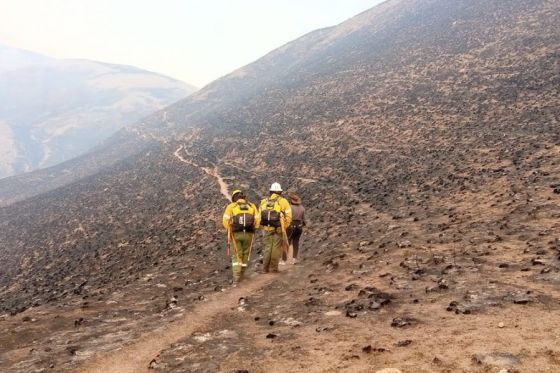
[0,44,196,178]
[0,44,50,73]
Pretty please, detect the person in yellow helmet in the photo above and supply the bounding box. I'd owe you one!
[222,189,260,283]
[259,182,292,273]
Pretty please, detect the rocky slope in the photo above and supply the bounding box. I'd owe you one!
[0,0,559,372]
[0,44,196,179]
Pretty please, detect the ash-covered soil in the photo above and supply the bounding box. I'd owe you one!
[1,0,560,372]
[147,181,560,373]
[1,140,559,372]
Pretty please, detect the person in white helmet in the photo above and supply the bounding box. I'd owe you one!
[258,182,292,273]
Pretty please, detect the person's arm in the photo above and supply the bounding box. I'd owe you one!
[281,198,292,227]
[252,202,261,229]
[222,204,233,230]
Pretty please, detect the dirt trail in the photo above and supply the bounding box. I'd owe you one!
[173,145,231,201]
[77,271,283,373]
[74,147,247,372]
[172,145,190,165]
[200,165,231,201]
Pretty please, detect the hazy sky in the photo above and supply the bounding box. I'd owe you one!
[0,0,384,87]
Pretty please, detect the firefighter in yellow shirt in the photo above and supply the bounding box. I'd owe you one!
[259,182,292,273]
[223,189,260,283]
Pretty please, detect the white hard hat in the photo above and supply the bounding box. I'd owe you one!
[270,182,283,192]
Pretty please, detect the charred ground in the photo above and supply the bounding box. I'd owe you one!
[1,0,559,372]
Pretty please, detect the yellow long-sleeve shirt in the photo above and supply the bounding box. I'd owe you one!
[259,193,292,232]
[222,199,260,231]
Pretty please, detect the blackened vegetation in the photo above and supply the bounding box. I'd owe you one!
[1,0,559,321]
[0,145,227,314]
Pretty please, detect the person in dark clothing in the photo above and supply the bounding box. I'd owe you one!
[282,191,306,264]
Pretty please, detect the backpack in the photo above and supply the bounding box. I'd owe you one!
[260,197,282,228]
[231,201,256,232]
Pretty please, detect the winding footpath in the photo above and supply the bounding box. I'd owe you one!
[75,146,287,372]
[173,145,231,201]
[78,271,284,373]
[75,145,311,372]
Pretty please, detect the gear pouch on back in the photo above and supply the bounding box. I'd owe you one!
[261,199,281,227]
[231,203,255,232]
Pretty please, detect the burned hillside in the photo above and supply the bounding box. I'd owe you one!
[1,0,559,372]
